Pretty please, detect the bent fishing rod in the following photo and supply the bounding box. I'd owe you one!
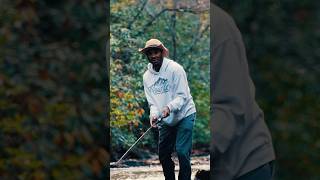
[110,117,163,166]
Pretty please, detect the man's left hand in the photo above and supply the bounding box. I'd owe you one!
[162,106,170,118]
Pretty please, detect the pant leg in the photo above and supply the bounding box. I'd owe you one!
[158,124,177,180]
[236,161,275,180]
[175,113,196,180]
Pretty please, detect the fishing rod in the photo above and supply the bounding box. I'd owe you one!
[110,117,163,167]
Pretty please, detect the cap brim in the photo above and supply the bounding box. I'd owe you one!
[139,46,161,53]
[138,44,169,57]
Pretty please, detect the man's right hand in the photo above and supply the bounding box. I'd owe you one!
[150,116,158,128]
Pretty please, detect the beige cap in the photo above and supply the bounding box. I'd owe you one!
[138,39,169,57]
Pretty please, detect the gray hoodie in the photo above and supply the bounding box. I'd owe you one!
[211,4,276,179]
[143,57,196,126]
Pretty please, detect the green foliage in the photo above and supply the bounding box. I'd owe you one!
[192,81,210,146]
[216,1,320,179]
[0,0,107,179]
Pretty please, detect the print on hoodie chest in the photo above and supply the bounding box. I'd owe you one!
[148,77,170,95]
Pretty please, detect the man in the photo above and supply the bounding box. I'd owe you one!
[139,38,197,180]
[211,4,276,180]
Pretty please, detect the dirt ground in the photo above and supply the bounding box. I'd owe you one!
[110,155,209,180]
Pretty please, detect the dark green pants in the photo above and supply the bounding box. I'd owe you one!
[158,113,196,180]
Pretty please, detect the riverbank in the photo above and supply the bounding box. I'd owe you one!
[110,155,209,180]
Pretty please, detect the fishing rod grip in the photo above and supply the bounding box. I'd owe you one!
[155,116,164,124]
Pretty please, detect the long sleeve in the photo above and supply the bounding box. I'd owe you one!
[167,66,189,112]
[143,80,160,118]
[211,5,276,179]
[212,38,250,154]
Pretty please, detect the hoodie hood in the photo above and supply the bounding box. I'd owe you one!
[147,57,171,75]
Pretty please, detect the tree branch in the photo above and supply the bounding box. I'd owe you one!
[181,23,209,58]
[183,23,210,71]
[135,8,168,36]
[166,8,209,14]
[135,7,209,36]
[128,0,149,29]
[145,5,155,18]
[171,0,177,60]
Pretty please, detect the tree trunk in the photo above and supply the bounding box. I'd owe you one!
[171,0,177,60]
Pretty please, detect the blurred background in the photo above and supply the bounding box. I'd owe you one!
[110,0,210,177]
[3,0,318,179]
[215,1,320,179]
[0,0,107,179]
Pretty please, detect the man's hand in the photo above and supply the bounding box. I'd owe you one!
[162,106,170,118]
[150,116,158,128]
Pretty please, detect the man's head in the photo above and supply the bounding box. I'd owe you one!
[145,47,163,66]
[139,38,169,58]
[139,39,169,70]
